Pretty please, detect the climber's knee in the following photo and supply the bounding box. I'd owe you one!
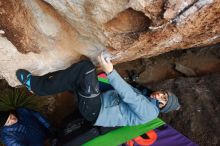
[81,60,95,74]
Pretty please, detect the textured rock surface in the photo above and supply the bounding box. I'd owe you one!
[0,0,220,86]
[115,44,220,84]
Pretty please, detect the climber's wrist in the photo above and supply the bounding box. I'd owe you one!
[105,67,113,75]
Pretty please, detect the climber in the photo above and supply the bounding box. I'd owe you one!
[0,108,55,146]
[16,53,180,127]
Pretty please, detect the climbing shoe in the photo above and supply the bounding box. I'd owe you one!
[16,69,32,91]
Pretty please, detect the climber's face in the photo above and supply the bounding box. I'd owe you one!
[4,113,18,126]
[150,90,168,108]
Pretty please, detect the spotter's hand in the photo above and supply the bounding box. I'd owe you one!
[97,53,113,74]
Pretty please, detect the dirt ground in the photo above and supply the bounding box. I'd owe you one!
[0,43,219,145]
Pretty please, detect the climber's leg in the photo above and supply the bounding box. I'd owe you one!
[30,60,96,96]
[76,66,101,123]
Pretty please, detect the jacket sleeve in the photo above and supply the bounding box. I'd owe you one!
[28,109,50,129]
[1,133,26,146]
[107,70,159,122]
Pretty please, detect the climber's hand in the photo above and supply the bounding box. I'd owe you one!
[97,53,113,74]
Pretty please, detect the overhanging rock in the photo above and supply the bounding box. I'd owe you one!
[0,0,220,86]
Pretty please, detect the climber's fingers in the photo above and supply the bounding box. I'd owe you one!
[97,53,113,74]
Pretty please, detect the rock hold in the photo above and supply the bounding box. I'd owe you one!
[174,63,197,77]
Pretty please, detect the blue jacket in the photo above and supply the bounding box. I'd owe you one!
[0,108,50,146]
[95,70,159,127]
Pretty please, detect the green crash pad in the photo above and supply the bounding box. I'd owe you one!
[83,118,165,146]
